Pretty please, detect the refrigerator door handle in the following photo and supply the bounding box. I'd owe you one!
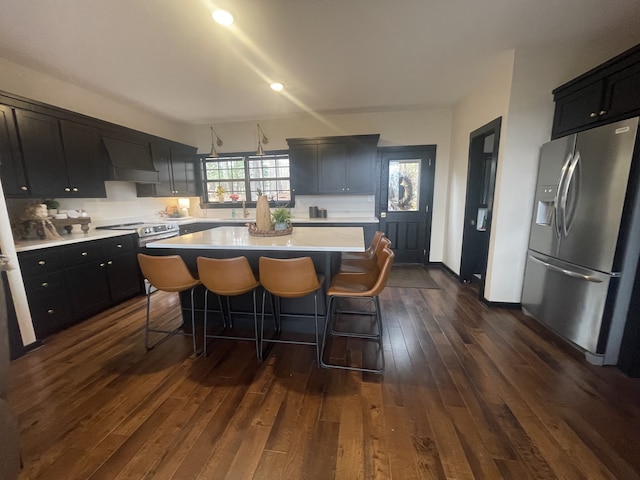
[554,152,573,238]
[528,254,603,283]
[560,151,581,237]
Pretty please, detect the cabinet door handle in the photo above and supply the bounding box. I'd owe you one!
[41,282,49,287]
[589,112,597,118]
[107,260,113,265]
[81,252,88,256]
[47,309,54,315]
[64,187,71,192]
[100,263,105,267]
[72,187,78,192]
[21,186,28,191]
[38,260,46,265]
[116,244,122,248]
[599,110,607,116]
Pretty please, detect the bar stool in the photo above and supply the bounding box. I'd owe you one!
[341,230,384,262]
[339,236,391,275]
[137,253,201,354]
[320,246,395,373]
[196,256,261,359]
[259,256,323,363]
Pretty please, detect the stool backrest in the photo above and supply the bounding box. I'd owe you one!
[259,256,321,298]
[137,254,198,292]
[368,247,395,296]
[197,256,259,295]
[367,231,385,254]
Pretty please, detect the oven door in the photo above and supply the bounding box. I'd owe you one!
[138,230,180,247]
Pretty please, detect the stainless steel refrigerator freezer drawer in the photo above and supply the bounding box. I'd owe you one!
[521,252,613,354]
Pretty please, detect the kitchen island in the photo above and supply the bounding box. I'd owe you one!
[145,226,365,332]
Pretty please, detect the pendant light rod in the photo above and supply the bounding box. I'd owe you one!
[256,124,268,156]
[210,126,223,157]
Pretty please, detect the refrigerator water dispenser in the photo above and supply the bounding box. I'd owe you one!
[535,186,557,226]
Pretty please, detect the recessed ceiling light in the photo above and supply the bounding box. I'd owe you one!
[270,82,284,92]
[212,9,233,26]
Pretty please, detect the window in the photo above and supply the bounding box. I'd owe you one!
[202,152,290,205]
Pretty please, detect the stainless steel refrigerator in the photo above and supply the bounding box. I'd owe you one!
[522,117,640,365]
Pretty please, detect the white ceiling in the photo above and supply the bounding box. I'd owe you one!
[0,0,639,125]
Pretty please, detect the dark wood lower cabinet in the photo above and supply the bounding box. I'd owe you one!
[18,234,143,340]
[65,263,112,321]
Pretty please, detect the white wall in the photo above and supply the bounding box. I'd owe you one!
[444,50,515,276]
[452,35,640,303]
[189,109,453,262]
[0,57,190,144]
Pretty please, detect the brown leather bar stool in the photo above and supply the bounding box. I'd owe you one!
[339,235,391,275]
[320,246,395,373]
[259,256,323,363]
[137,253,201,355]
[196,256,261,359]
[341,230,384,262]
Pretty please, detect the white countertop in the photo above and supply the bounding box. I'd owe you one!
[11,216,377,252]
[14,229,135,253]
[146,226,365,252]
[173,216,379,224]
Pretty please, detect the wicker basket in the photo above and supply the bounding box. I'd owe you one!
[247,223,293,237]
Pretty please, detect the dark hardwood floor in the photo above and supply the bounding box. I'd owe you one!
[9,267,640,479]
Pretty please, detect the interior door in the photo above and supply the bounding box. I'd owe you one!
[378,146,436,264]
[460,117,501,297]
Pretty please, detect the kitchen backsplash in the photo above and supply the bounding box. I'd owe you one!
[291,195,375,218]
[5,183,376,234]
[5,181,203,228]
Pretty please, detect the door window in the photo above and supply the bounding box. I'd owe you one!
[388,159,421,211]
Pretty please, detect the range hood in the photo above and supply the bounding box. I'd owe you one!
[102,136,160,183]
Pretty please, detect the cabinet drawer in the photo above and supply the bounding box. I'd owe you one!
[24,272,66,296]
[30,291,72,339]
[102,235,136,256]
[65,242,104,267]
[19,250,66,276]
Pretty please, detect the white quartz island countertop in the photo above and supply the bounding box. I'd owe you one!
[146,226,365,252]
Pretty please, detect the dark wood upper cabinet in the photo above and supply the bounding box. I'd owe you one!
[137,141,198,197]
[318,143,347,193]
[0,104,29,195]
[14,109,69,196]
[552,43,640,138]
[59,120,108,198]
[289,144,319,195]
[13,110,109,197]
[169,145,198,196]
[288,134,379,196]
[1,90,198,200]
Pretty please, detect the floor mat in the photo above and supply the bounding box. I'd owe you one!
[387,265,440,289]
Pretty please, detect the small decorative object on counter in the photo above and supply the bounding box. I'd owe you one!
[160,206,185,218]
[318,208,327,218]
[229,193,240,202]
[247,223,293,237]
[271,207,291,231]
[309,206,318,218]
[255,189,271,231]
[17,203,60,240]
[50,216,91,234]
[42,198,60,217]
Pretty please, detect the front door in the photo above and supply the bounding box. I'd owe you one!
[378,146,436,264]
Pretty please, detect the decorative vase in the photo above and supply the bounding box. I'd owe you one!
[274,222,288,231]
[255,195,272,231]
[217,194,225,203]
